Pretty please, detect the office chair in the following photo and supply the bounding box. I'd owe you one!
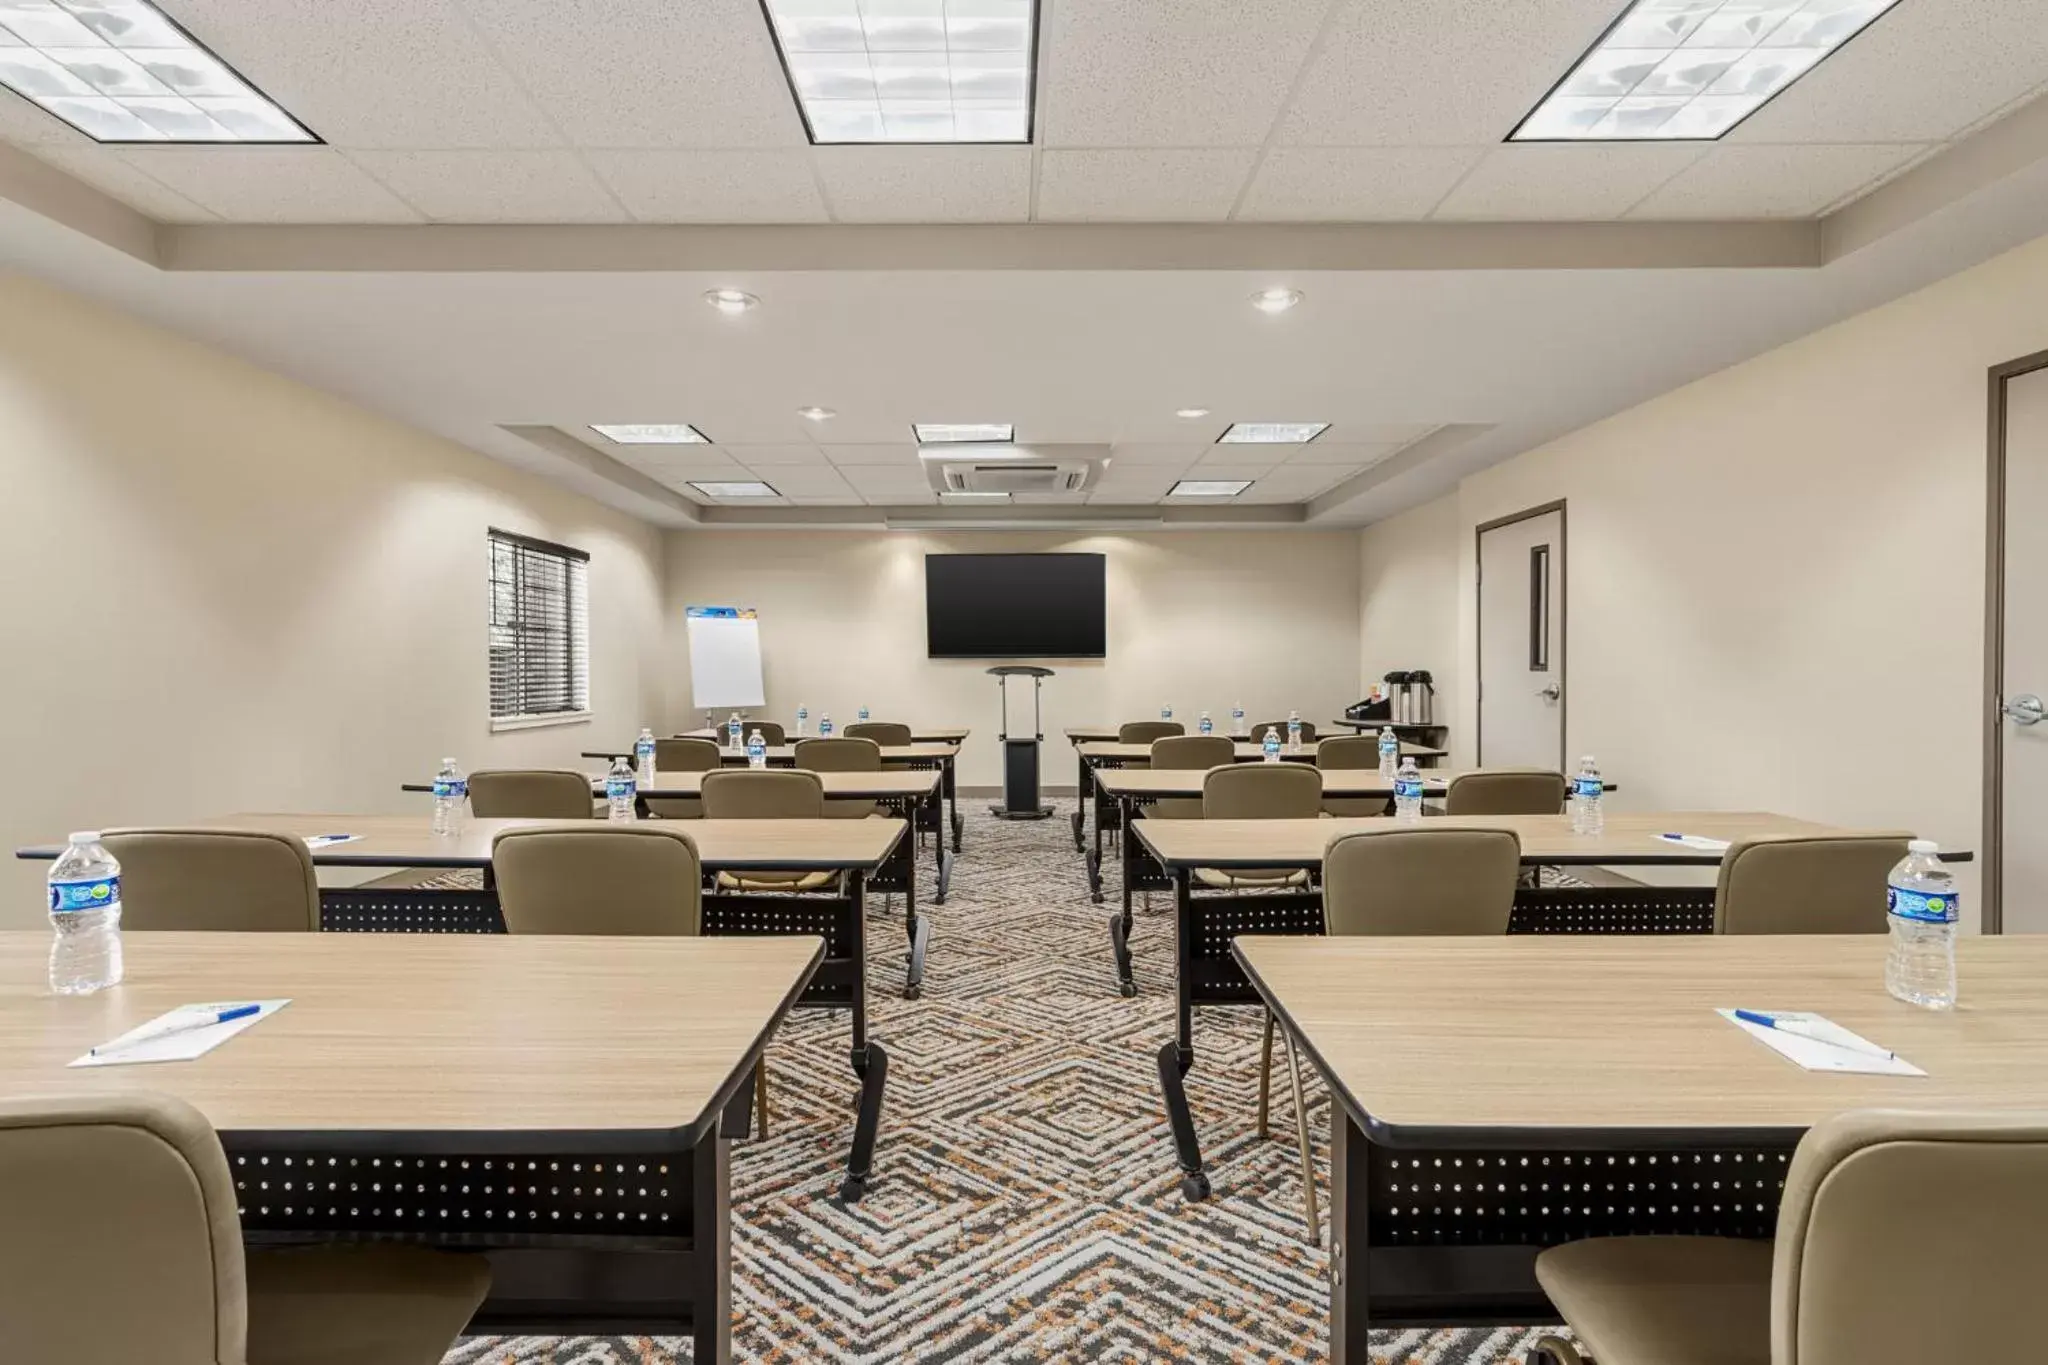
[1313,733,1389,817]
[1250,718,1317,744]
[699,769,837,892]
[1195,763,1323,890]
[793,736,884,819]
[1443,768,1567,816]
[1145,734,1234,820]
[645,737,724,819]
[845,721,913,747]
[467,769,597,819]
[1117,720,1184,745]
[1714,834,1912,934]
[99,829,319,932]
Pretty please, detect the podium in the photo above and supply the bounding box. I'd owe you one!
[987,666,1055,819]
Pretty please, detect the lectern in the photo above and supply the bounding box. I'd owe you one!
[987,666,1055,819]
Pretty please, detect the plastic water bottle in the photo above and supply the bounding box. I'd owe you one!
[1232,702,1246,737]
[606,757,636,822]
[1377,726,1399,778]
[726,712,743,750]
[796,703,809,736]
[1886,840,1958,1009]
[431,757,467,836]
[1393,757,1425,823]
[1262,726,1282,762]
[1198,710,1213,735]
[1286,710,1303,753]
[1161,703,1174,723]
[635,727,656,787]
[1570,755,1604,834]
[747,727,768,769]
[48,832,122,995]
[858,705,870,724]
[819,712,834,737]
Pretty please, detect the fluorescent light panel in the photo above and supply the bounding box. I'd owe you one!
[591,424,711,445]
[1512,0,1900,142]
[1218,422,1329,444]
[0,0,313,143]
[761,0,1037,144]
[913,422,1014,443]
[690,481,780,498]
[1170,480,1253,497]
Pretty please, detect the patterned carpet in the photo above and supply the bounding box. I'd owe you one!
[446,809,1549,1364]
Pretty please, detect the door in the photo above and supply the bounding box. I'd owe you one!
[1478,503,1565,770]
[1989,354,2048,931]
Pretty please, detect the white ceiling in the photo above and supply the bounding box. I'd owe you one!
[1,0,2044,227]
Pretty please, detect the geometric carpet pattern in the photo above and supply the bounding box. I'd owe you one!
[446,810,1551,1364]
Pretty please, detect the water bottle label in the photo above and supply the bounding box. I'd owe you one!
[432,777,468,799]
[820,720,833,735]
[1889,887,1956,925]
[636,739,655,757]
[50,876,118,913]
[606,777,635,800]
[1572,776,1602,799]
[1394,778,1424,801]
[1199,718,1213,734]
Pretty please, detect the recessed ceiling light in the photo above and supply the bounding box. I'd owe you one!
[703,288,759,315]
[760,0,1039,145]
[1176,407,1212,419]
[913,423,1014,444]
[591,424,711,445]
[689,481,780,499]
[1511,0,1902,142]
[797,406,837,422]
[0,0,315,143]
[1218,422,1329,444]
[1250,288,1303,314]
[1170,479,1253,498]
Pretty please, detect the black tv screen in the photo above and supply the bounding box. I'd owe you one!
[925,553,1106,659]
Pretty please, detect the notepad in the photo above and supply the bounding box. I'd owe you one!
[1659,833,1732,852]
[71,1000,290,1068]
[1718,1008,1924,1076]
[303,834,361,849]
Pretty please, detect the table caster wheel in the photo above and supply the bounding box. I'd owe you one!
[1119,981,1137,999]
[839,1175,867,1202]
[904,984,921,1001]
[1180,1171,1211,1202]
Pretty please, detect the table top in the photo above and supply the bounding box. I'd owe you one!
[623,769,939,800]
[1096,766,1446,798]
[1133,811,1912,868]
[0,930,821,1143]
[1326,717,1444,731]
[678,725,971,744]
[17,813,909,872]
[587,742,960,763]
[1076,739,1448,762]
[1236,934,2048,1146]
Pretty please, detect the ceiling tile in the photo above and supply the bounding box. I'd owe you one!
[1040,0,1332,147]
[823,444,920,466]
[786,496,868,506]
[838,464,933,490]
[1630,145,1930,221]
[586,149,827,223]
[462,0,804,148]
[347,151,627,223]
[747,465,855,497]
[1432,145,1703,221]
[1236,147,1484,221]
[1278,0,1622,146]
[814,147,1031,222]
[116,148,421,223]
[30,147,215,221]
[0,89,87,145]
[1106,444,1210,466]
[1187,455,1285,476]
[1035,149,1256,222]
[1283,440,1407,466]
[162,0,562,148]
[723,444,832,466]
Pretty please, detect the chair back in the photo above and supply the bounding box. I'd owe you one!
[794,737,883,772]
[1118,720,1184,743]
[1322,828,1521,936]
[0,1092,246,1364]
[491,825,701,935]
[1444,769,1567,816]
[1251,719,1317,743]
[845,721,912,747]
[654,737,723,772]
[1150,735,1235,770]
[737,720,785,746]
[701,768,825,819]
[468,769,596,819]
[100,829,318,932]
[1203,763,1323,819]
[1773,1110,2048,1365]
[1314,734,1380,770]
[1715,834,1911,934]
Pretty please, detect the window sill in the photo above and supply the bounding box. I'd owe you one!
[491,710,593,734]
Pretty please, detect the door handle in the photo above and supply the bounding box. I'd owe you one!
[1537,682,1561,702]
[2005,693,2045,726]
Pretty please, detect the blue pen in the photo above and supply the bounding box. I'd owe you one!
[93,1003,263,1056]
[1733,1009,1894,1059]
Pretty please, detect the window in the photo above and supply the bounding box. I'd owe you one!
[488,529,590,728]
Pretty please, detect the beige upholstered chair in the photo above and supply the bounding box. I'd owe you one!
[1195,763,1323,889]
[1118,720,1184,744]
[793,736,883,820]
[1250,718,1317,743]
[645,737,724,819]
[468,769,596,820]
[845,721,913,747]
[1713,834,1911,935]
[1145,734,1234,820]
[737,720,786,746]
[99,830,319,932]
[1443,768,1567,816]
[1529,1109,2048,1365]
[491,824,702,936]
[699,769,837,892]
[1314,733,1389,817]
[0,1092,490,1365]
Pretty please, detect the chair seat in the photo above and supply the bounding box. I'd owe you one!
[1148,798,1205,820]
[1534,1236,1772,1365]
[1194,867,1311,890]
[642,797,704,820]
[245,1244,491,1365]
[716,869,838,893]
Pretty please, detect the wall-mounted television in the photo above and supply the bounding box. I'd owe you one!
[925,553,1106,659]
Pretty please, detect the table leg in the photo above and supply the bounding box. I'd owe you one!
[1329,1108,1372,1363]
[945,756,963,851]
[1072,746,1090,850]
[903,851,926,1001]
[843,870,888,1202]
[1110,794,1137,997]
[689,1132,732,1365]
[931,791,951,905]
[1156,867,1208,1200]
[1087,766,1107,903]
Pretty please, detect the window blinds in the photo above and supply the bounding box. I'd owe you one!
[488,529,590,721]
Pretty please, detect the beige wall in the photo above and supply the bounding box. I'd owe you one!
[664,529,1363,787]
[0,272,669,921]
[1357,494,1461,744]
[1358,232,2048,926]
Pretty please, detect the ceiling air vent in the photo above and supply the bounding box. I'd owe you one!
[944,463,1086,494]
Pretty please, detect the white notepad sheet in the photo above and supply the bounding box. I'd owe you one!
[1718,1009,1924,1076]
[71,1000,291,1068]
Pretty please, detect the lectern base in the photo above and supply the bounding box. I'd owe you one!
[988,804,1055,821]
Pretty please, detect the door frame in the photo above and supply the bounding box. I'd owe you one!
[1475,499,1568,771]
[1982,348,2048,933]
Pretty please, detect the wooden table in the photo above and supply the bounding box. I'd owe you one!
[1233,934,2048,1358]
[1128,812,1970,1200]
[679,725,972,744]
[0,930,821,1359]
[18,813,906,1201]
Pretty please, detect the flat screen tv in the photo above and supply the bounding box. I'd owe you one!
[925,553,1106,659]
